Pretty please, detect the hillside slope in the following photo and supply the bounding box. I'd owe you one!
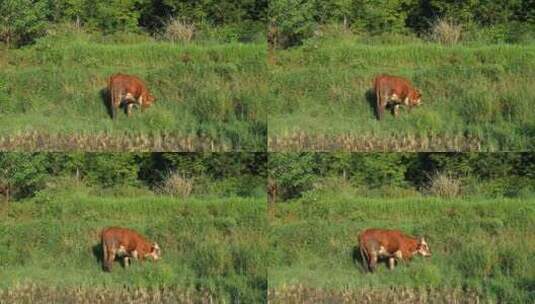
[0,35,267,151]
[268,41,535,151]
[269,195,535,303]
[0,188,267,303]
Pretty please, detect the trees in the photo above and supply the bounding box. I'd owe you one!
[0,0,48,46]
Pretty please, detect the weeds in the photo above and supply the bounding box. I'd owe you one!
[429,18,462,45]
[163,18,195,44]
[425,171,462,198]
[156,172,193,198]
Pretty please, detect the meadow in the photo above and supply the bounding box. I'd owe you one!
[0,32,267,151]
[268,36,535,152]
[0,185,268,303]
[269,191,535,303]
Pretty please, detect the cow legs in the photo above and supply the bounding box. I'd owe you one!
[104,247,116,271]
[392,104,400,117]
[369,252,379,272]
[388,257,396,270]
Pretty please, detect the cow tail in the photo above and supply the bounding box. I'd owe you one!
[359,241,370,273]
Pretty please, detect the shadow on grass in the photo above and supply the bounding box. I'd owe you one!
[365,89,379,120]
[100,88,113,119]
[352,245,368,273]
[92,243,106,271]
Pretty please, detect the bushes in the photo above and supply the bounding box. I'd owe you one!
[269,0,316,48]
[425,172,462,199]
[156,172,193,198]
[429,18,462,45]
[163,18,196,43]
[0,0,48,47]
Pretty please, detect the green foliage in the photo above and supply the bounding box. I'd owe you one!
[269,0,316,47]
[0,153,266,200]
[270,153,535,201]
[268,153,316,200]
[351,0,414,34]
[0,0,48,46]
[87,0,145,33]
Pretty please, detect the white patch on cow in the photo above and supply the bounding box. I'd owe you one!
[403,97,409,105]
[390,93,400,102]
[125,93,134,101]
[388,257,396,269]
[377,246,389,257]
[138,95,143,106]
[394,250,403,260]
[116,245,127,257]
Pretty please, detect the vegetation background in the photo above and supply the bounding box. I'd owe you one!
[0,152,267,303]
[268,0,535,151]
[268,153,535,303]
[0,0,268,151]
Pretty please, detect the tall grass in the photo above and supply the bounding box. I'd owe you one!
[0,33,267,151]
[268,38,535,151]
[269,194,535,303]
[0,186,267,303]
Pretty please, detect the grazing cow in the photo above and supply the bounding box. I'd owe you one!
[358,228,431,272]
[107,73,155,119]
[373,74,422,120]
[101,227,161,272]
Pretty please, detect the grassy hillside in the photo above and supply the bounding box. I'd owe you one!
[0,186,267,303]
[0,34,267,151]
[269,193,535,303]
[268,39,535,151]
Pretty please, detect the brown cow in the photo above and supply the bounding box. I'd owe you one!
[107,73,155,119]
[358,228,431,272]
[373,74,422,120]
[101,227,161,271]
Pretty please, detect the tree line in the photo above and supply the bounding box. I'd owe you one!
[1,0,268,46]
[0,152,266,200]
[269,0,535,46]
[269,153,535,201]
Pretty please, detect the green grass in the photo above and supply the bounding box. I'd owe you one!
[0,34,267,151]
[0,187,268,303]
[268,39,535,151]
[269,192,535,303]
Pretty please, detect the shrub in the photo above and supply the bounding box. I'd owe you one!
[429,18,462,45]
[0,0,48,47]
[163,18,195,44]
[426,171,462,198]
[157,172,193,198]
[269,0,316,48]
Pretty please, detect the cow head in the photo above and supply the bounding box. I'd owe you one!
[409,89,422,107]
[415,237,432,257]
[147,243,161,261]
